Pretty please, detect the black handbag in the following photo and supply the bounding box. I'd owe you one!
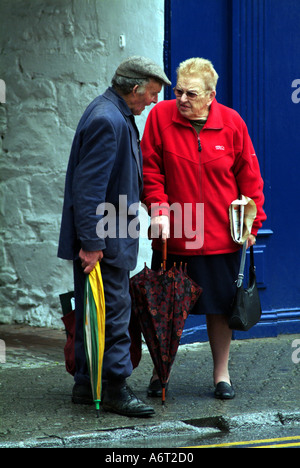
[228,242,262,331]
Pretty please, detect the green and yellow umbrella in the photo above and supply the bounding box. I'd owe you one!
[84,262,106,418]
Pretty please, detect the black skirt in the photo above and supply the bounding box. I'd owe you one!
[151,249,240,316]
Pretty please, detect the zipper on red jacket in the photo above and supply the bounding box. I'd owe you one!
[197,133,205,250]
[197,136,202,152]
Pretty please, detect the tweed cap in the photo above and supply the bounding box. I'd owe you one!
[115,56,171,85]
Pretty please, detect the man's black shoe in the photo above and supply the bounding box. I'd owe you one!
[102,380,155,418]
[72,383,93,405]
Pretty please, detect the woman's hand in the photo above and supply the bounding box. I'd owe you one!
[149,215,170,240]
[246,234,256,248]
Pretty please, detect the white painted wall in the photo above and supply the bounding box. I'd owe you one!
[0,0,165,327]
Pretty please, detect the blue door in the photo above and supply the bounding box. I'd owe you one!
[164,0,300,342]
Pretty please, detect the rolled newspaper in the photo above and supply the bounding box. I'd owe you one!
[229,195,257,244]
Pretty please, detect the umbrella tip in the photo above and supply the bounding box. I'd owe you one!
[95,401,100,418]
[162,387,166,405]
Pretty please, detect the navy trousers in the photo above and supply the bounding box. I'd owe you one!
[73,258,133,386]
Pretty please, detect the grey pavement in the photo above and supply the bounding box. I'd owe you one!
[0,324,299,448]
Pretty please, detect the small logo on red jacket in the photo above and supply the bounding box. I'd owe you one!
[215,145,225,151]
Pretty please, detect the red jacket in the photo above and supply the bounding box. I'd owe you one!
[141,99,266,255]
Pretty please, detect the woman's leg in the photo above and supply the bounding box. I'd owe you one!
[206,314,232,385]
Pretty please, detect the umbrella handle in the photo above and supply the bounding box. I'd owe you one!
[162,239,167,271]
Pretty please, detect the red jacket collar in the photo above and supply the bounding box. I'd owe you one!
[172,98,224,130]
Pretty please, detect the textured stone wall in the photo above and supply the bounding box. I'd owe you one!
[0,0,164,327]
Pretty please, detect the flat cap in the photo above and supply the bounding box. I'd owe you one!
[115,56,171,86]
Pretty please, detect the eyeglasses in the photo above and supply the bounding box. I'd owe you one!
[173,87,205,100]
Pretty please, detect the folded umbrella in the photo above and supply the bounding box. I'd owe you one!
[130,240,202,404]
[84,262,106,418]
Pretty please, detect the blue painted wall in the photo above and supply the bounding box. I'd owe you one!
[164,0,300,342]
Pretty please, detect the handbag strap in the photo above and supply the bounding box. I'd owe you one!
[236,242,247,287]
[236,242,255,287]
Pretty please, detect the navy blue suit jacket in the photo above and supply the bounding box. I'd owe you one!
[58,87,143,270]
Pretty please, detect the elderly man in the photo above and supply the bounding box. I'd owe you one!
[58,56,170,417]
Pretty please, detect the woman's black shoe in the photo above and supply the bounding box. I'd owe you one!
[147,378,168,398]
[214,381,235,400]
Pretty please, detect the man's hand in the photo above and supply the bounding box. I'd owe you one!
[79,249,103,274]
[149,215,170,240]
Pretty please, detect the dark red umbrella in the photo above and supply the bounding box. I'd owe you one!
[129,240,202,404]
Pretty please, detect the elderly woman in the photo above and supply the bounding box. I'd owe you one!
[141,57,266,399]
